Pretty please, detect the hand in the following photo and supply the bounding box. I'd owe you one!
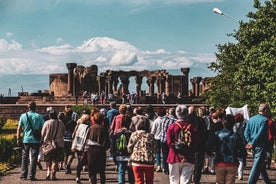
[16,139,21,146]
[245,143,252,149]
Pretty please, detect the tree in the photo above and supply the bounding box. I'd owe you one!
[202,0,276,116]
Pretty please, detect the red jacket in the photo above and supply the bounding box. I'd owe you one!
[166,120,199,164]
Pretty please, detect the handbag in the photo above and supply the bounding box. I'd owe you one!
[41,120,59,155]
[41,140,57,155]
[26,112,41,140]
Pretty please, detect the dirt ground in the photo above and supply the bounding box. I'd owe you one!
[0,154,275,184]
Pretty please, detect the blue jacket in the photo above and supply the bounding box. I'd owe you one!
[206,128,245,164]
[244,114,268,148]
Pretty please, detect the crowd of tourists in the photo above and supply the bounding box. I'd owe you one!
[16,101,275,184]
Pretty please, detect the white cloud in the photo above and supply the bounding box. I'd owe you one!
[0,37,215,76]
[110,51,138,66]
[6,32,13,37]
[0,39,22,51]
[37,44,73,55]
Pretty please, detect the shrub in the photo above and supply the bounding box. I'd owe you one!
[0,137,16,162]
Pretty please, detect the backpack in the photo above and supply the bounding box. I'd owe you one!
[175,122,192,155]
[115,130,130,155]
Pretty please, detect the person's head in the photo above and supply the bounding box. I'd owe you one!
[46,106,53,112]
[58,112,66,120]
[110,101,116,109]
[157,107,166,117]
[198,106,208,117]
[135,106,144,115]
[119,104,127,114]
[258,103,270,117]
[27,101,36,111]
[82,109,90,115]
[100,108,107,116]
[136,116,150,132]
[93,111,103,125]
[168,107,175,117]
[216,108,226,120]
[80,114,91,124]
[48,109,58,120]
[222,114,235,130]
[65,105,72,113]
[188,106,195,115]
[234,113,244,123]
[175,105,188,119]
[146,105,154,115]
[90,107,99,116]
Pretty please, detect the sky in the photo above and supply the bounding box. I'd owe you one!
[0,0,256,78]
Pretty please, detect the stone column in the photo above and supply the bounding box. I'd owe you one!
[181,68,190,96]
[165,75,171,96]
[113,78,119,92]
[135,76,143,95]
[106,76,113,94]
[190,78,196,97]
[66,63,77,96]
[192,77,202,96]
[120,76,130,94]
[148,77,156,96]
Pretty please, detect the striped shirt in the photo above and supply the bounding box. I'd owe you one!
[160,115,176,143]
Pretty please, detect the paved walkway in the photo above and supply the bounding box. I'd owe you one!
[0,155,276,184]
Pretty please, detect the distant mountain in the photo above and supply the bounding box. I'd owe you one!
[76,37,141,53]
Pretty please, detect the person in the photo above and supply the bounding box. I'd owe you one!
[107,101,119,126]
[244,103,272,184]
[161,92,166,104]
[129,106,149,132]
[82,91,88,104]
[177,91,181,103]
[151,107,166,172]
[166,104,198,184]
[110,104,131,165]
[110,104,132,135]
[160,107,176,175]
[206,114,246,184]
[16,101,44,181]
[112,115,135,184]
[266,110,275,169]
[233,113,247,180]
[188,106,207,184]
[127,116,156,184]
[86,111,110,184]
[63,105,78,174]
[71,114,91,183]
[198,106,214,174]
[41,109,65,181]
[145,105,158,131]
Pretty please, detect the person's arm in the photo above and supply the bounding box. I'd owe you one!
[16,125,22,145]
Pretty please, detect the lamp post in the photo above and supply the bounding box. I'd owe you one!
[213,7,239,22]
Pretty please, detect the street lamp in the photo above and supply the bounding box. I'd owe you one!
[213,7,239,22]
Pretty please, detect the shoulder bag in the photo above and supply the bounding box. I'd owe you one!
[41,120,59,155]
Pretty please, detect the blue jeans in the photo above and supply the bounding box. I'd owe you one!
[21,143,40,179]
[155,139,161,166]
[248,146,272,184]
[117,161,134,184]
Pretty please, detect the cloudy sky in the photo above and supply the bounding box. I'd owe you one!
[0,0,255,76]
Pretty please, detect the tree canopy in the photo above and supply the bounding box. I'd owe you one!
[202,0,276,116]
